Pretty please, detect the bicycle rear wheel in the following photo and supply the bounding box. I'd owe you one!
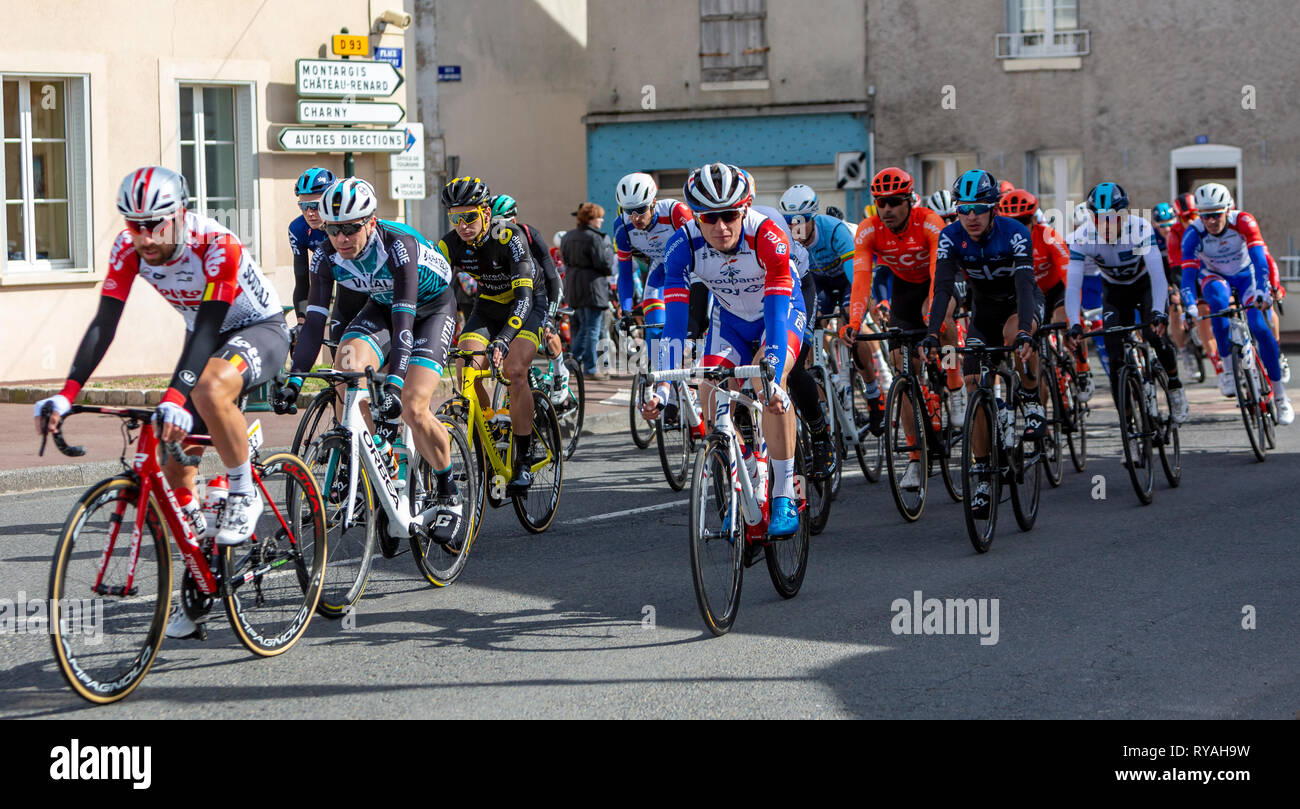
[767,435,811,597]
[512,392,564,533]
[938,389,963,502]
[223,452,327,656]
[1066,373,1088,472]
[689,434,744,636]
[884,377,926,522]
[1009,398,1043,531]
[850,364,884,483]
[629,371,655,449]
[1155,372,1182,488]
[1041,363,1064,488]
[1116,368,1154,505]
[304,434,375,618]
[49,477,170,704]
[961,390,999,553]
[557,358,585,460]
[291,386,339,458]
[409,420,478,586]
[799,418,833,535]
[655,385,690,491]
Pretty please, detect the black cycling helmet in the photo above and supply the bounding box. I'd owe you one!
[441,176,492,208]
[951,169,1001,205]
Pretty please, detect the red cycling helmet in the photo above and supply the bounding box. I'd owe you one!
[1173,192,1198,221]
[998,189,1039,219]
[998,179,1016,195]
[870,167,914,198]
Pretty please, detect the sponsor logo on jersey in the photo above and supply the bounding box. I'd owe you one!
[180,370,197,386]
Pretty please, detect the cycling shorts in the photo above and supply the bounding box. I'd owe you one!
[342,293,458,376]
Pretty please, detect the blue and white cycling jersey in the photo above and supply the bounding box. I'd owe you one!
[801,214,856,283]
[310,219,452,307]
[1065,215,1166,324]
[288,215,327,258]
[614,198,694,310]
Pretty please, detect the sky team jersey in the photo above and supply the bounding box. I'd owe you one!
[311,219,452,307]
[615,198,694,310]
[850,206,944,326]
[287,215,327,258]
[1030,222,1070,291]
[1179,211,1270,306]
[102,211,282,332]
[928,216,1037,337]
[801,213,857,281]
[1065,214,1166,324]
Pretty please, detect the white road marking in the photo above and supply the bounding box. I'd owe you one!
[564,500,686,525]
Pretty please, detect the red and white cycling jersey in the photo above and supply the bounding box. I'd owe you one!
[662,207,795,323]
[1179,210,1265,278]
[103,212,282,332]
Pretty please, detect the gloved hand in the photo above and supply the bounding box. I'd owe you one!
[33,393,71,435]
[272,379,301,415]
[1247,289,1272,310]
[918,334,940,358]
[1151,310,1169,328]
[1013,330,1034,351]
[375,384,403,422]
[839,324,857,343]
[456,272,478,296]
[618,314,638,333]
[153,400,193,439]
[489,338,511,366]
[872,299,891,322]
[1066,323,1083,340]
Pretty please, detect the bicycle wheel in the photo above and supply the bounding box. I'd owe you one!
[938,389,963,502]
[557,358,585,460]
[1009,396,1043,531]
[1066,372,1088,472]
[290,386,339,458]
[1191,339,1207,384]
[49,477,170,704]
[304,434,375,618]
[1155,372,1182,488]
[1232,346,1266,462]
[689,434,744,636]
[850,364,884,483]
[960,390,999,553]
[1260,375,1277,451]
[799,418,833,535]
[655,387,690,492]
[1115,368,1154,505]
[223,452,327,656]
[513,391,564,533]
[409,420,477,586]
[884,377,926,522]
[767,434,811,597]
[1040,363,1064,488]
[629,371,654,449]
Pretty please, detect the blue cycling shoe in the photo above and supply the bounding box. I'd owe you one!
[767,496,799,538]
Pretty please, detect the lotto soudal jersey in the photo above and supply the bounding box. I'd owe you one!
[615,198,694,310]
[802,213,857,281]
[311,219,452,307]
[1065,214,1166,323]
[102,211,282,332]
[928,216,1037,337]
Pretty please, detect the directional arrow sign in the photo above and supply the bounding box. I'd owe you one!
[296,58,404,98]
[297,100,405,125]
[277,127,407,153]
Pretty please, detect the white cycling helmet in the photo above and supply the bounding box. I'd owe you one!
[553,230,566,249]
[780,184,819,216]
[116,166,189,220]
[926,189,956,216]
[683,162,752,212]
[319,177,378,223]
[1193,182,1233,213]
[1073,201,1090,228]
[615,172,657,210]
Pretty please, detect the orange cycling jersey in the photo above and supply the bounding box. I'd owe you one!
[850,206,944,326]
[1031,222,1070,291]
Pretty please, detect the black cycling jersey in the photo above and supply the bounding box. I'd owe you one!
[517,221,562,314]
[438,219,538,343]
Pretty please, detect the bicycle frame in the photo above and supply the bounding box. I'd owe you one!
[454,352,554,487]
[330,383,427,539]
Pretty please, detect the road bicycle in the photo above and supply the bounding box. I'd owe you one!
[490,325,585,461]
[1206,304,1279,462]
[808,314,885,488]
[40,405,326,704]
[616,316,656,450]
[645,372,709,492]
[1034,321,1089,485]
[649,362,810,636]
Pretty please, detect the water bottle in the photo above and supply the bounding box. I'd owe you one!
[176,486,206,543]
[1143,379,1158,415]
[487,408,512,450]
[925,388,941,431]
[997,400,1015,449]
[373,434,398,479]
[201,475,228,538]
[752,447,769,507]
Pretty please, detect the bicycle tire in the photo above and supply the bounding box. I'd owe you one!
[512,391,564,533]
[767,433,811,598]
[1191,339,1207,384]
[629,371,655,449]
[938,388,963,502]
[689,434,744,636]
[49,476,170,704]
[1154,371,1182,488]
[1115,367,1155,505]
[800,418,833,535]
[884,376,926,522]
[223,452,327,656]
[1066,372,1088,473]
[1232,346,1266,462]
[1040,360,1064,488]
[850,364,884,483]
[290,386,339,459]
[559,358,585,460]
[961,390,999,554]
[304,433,376,618]
[409,420,477,586]
[1009,396,1043,531]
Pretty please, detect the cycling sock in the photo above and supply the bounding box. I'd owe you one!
[946,368,962,389]
[435,464,456,495]
[772,457,795,500]
[863,381,881,399]
[514,433,532,462]
[227,460,254,495]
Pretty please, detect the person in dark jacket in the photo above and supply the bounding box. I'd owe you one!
[561,202,614,378]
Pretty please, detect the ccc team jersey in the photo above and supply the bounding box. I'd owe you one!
[850,205,944,326]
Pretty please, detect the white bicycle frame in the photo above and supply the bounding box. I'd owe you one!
[335,382,433,540]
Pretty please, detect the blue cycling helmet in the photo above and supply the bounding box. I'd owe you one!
[295,167,336,196]
[1152,202,1176,224]
[951,170,1000,204]
[1086,182,1129,213]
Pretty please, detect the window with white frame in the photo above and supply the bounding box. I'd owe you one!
[997,0,1089,58]
[700,0,768,84]
[910,153,978,200]
[2,75,92,273]
[178,83,259,258]
[1027,151,1083,233]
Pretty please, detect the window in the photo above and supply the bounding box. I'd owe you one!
[910,153,978,200]
[1,75,92,273]
[1027,151,1083,233]
[700,0,768,85]
[997,0,1089,58]
[178,83,259,257]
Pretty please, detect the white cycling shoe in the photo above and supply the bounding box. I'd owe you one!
[164,606,202,640]
[948,386,967,428]
[1278,397,1295,426]
[1076,373,1095,403]
[216,490,262,546]
[1170,387,1189,424]
[900,460,923,491]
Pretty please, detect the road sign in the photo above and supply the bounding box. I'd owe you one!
[297,100,405,125]
[836,151,869,189]
[331,34,368,57]
[390,170,426,200]
[277,127,407,153]
[437,66,462,82]
[389,122,424,170]
[296,59,404,98]
[375,47,403,68]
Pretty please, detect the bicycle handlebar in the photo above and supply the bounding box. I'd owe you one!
[38,404,214,463]
[648,361,773,386]
[855,327,928,344]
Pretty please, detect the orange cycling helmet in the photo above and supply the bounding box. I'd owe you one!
[998,179,1016,195]
[998,189,1039,219]
[870,167,913,198]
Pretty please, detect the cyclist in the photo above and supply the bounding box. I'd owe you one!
[649,162,805,538]
[1180,182,1292,424]
[438,177,548,490]
[1064,182,1188,422]
[926,189,958,225]
[1170,192,1224,379]
[36,166,289,557]
[289,167,333,331]
[920,170,1041,519]
[275,177,463,538]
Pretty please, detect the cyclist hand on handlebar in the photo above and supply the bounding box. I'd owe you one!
[32,394,71,436]
[272,379,301,415]
[153,400,193,444]
[1013,330,1035,363]
[640,382,671,421]
[838,323,857,345]
[918,333,940,361]
[765,381,791,416]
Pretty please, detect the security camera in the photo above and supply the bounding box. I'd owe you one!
[376,9,411,30]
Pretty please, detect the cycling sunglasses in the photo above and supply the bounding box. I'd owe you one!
[298,200,320,212]
[955,203,996,215]
[325,221,366,237]
[448,209,483,226]
[623,204,653,216]
[1199,210,1226,220]
[783,213,812,226]
[125,217,168,234]
[699,209,743,225]
[874,195,909,209]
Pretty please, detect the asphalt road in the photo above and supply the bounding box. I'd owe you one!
[0,381,1296,719]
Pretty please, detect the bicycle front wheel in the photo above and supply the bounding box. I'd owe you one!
[409,419,478,586]
[49,477,170,704]
[1009,396,1043,531]
[1066,372,1088,472]
[513,391,564,533]
[558,358,585,460]
[304,433,376,618]
[884,377,927,522]
[1041,362,1064,488]
[689,434,744,636]
[799,418,833,535]
[1155,372,1182,488]
[1233,347,1266,462]
[1116,368,1155,505]
[850,364,884,483]
[291,386,339,458]
[223,452,327,656]
[629,371,655,449]
[655,384,690,491]
[961,390,1000,553]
